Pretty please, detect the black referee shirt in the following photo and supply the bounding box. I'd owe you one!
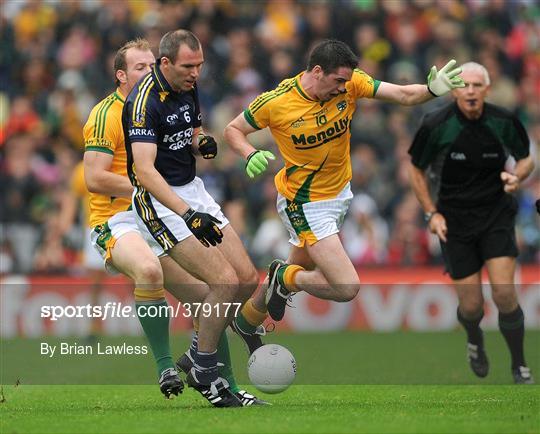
[123,60,202,187]
[408,102,529,210]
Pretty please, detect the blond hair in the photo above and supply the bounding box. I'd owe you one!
[114,38,151,86]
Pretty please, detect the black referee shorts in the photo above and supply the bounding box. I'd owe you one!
[440,198,519,280]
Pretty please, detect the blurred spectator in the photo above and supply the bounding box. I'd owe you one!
[1,0,538,272]
[250,177,290,266]
[341,193,389,265]
[2,96,44,144]
[0,134,44,273]
[387,192,431,266]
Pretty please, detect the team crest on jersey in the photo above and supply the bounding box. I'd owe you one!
[336,101,347,111]
[291,117,305,128]
[133,110,146,127]
[289,212,306,229]
[287,202,306,228]
[159,91,169,102]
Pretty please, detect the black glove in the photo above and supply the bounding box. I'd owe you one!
[536,199,540,215]
[182,208,223,247]
[198,135,217,159]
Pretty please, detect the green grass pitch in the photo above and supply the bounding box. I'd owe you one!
[1,331,539,433]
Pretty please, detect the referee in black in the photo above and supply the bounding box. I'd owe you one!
[408,62,535,384]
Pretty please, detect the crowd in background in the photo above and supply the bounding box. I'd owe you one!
[1,0,539,274]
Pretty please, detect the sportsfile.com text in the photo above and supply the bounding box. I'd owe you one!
[40,302,243,321]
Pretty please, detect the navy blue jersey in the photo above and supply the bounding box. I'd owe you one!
[123,60,202,186]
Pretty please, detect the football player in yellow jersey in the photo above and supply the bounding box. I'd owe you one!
[58,161,106,342]
[224,39,465,330]
[83,38,265,405]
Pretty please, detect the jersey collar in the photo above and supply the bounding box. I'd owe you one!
[294,72,317,102]
[153,59,174,93]
[114,88,126,103]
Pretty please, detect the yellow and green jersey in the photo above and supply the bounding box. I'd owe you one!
[244,69,379,203]
[83,90,131,227]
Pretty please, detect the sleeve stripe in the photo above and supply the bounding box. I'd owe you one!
[92,99,109,138]
[94,97,115,139]
[98,100,116,138]
[373,79,381,97]
[85,146,114,155]
[243,109,260,129]
[140,83,154,119]
[93,96,114,139]
[133,75,154,122]
[250,92,276,113]
[134,74,152,116]
[250,83,295,115]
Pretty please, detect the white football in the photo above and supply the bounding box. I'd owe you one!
[247,344,296,394]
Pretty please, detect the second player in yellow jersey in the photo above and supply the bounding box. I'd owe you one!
[225,39,465,329]
[244,69,379,203]
[83,90,130,228]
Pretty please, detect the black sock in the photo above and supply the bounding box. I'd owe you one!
[498,305,526,369]
[193,350,218,385]
[457,308,484,346]
[189,332,198,361]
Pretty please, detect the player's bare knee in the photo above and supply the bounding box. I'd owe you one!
[215,266,240,290]
[237,266,259,300]
[135,261,163,285]
[333,284,360,302]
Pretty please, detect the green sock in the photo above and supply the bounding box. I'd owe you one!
[276,264,288,288]
[235,313,257,334]
[217,331,239,393]
[135,300,174,376]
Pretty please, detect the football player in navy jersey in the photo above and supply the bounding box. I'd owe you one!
[123,30,264,407]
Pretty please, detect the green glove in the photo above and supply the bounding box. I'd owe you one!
[245,150,276,178]
[427,59,465,96]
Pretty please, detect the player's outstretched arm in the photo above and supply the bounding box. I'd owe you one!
[374,59,465,106]
[224,113,275,178]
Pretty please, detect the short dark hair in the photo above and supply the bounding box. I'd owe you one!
[114,38,151,86]
[159,29,201,64]
[306,39,358,73]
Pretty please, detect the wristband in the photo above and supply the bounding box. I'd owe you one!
[424,211,438,223]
